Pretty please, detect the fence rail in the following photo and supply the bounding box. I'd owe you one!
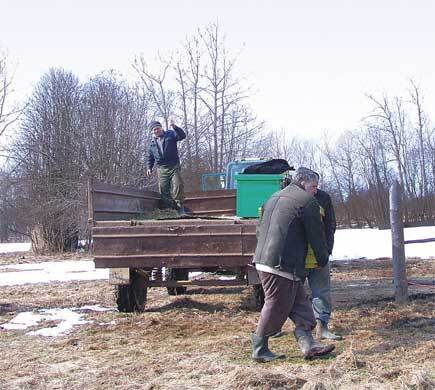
[404,237,435,244]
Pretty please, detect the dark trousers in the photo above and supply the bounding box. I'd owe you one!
[157,163,185,209]
[255,271,316,337]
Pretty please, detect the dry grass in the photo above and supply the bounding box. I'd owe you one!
[0,254,434,389]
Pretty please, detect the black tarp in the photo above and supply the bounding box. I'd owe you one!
[242,159,294,174]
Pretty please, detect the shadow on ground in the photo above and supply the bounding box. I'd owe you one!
[145,296,228,313]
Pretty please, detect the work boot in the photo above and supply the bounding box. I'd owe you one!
[251,333,285,363]
[315,319,343,340]
[294,328,335,360]
[177,206,191,217]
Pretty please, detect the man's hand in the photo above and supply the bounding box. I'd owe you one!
[146,169,152,177]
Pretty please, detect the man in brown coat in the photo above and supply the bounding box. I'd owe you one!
[251,168,335,362]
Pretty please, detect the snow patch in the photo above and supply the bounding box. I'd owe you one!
[1,312,46,330]
[77,305,112,312]
[0,260,109,286]
[1,305,114,337]
[0,242,31,253]
[26,308,90,337]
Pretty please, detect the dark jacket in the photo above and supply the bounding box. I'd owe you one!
[253,184,329,279]
[147,125,186,169]
[315,189,336,255]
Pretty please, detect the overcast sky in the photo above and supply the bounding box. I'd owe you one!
[2,0,435,139]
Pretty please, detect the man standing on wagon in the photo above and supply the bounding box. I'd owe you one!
[146,119,188,216]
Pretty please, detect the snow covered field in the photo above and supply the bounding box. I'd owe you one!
[1,225,433,262]
[332,226,435,261]
[0,226,433,288]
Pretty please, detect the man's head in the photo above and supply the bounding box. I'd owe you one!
[293,167,319,196]
[149,121,163,138]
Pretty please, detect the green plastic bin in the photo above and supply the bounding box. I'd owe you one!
[235,174,283,218]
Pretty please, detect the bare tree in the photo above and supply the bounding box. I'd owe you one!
[6,69,157,249]
[0,49,21,141]
[80,72,150,187]
[11,68,82,252]
[365,94,412,195]
[180,35,204,167]
[0,49,23,241]
[408,80,433,221]
[133,54,175,129]
[320,135,350,224]
[198,23,258,171]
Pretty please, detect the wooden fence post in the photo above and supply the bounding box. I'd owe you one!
[389,180,408,303]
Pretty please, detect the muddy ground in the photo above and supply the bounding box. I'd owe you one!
[0,253,434,390]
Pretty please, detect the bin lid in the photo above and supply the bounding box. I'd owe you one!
[235,173,283,181]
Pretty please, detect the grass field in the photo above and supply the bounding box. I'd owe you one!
[0,253,434,389]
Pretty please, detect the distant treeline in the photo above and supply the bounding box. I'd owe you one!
[270,87,434,229]
[0,24,433,249]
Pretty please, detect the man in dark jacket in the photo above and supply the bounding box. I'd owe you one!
[294,167,341,340]
[147,119,187,214]
[310,185,342,340]
[251,168,335,362]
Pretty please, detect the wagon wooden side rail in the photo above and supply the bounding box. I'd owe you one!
[93,219,256,269]
[88,180,260,312]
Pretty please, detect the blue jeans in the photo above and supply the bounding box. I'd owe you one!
[307,263,332,325]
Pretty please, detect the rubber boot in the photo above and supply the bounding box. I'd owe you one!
[294,328,335,360]
[251,333,285,363]
[315,319,343,340]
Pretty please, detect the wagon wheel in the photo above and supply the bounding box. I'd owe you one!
[115,269,148,312]
[165,268,189,295]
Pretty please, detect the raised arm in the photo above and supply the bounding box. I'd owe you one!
[171,123,186,141]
